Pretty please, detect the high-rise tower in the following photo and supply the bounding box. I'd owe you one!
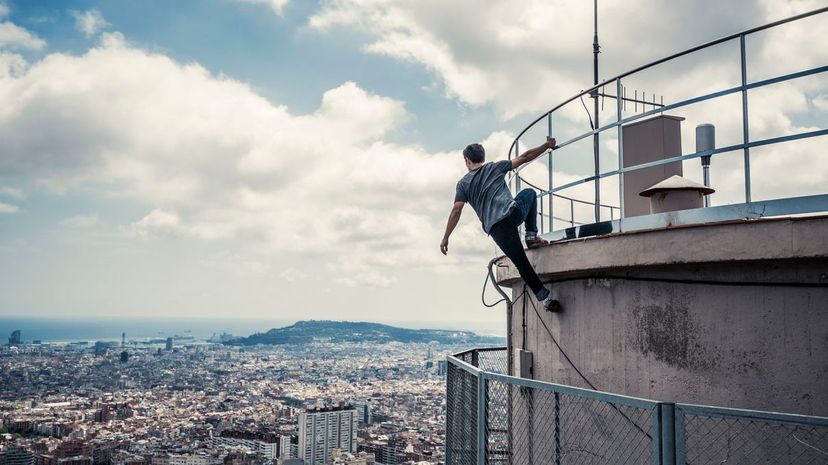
[298,404,357,465]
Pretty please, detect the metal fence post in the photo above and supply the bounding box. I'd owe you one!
[593,89,601,223]
[445,364,453,465]
[652,404,662,465]
[515,139,523,238]
[570,199,575,227]
[548,113,554,232]
[554,392,561,465]
[740,34,752,203]
[477,373,487,465]
[660,403,677,465]
[674,406,686,465]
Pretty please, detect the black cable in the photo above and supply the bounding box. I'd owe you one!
[579,94,595,129]
[483,257,515,308]
[521,285,527,351]
[481,267,507,308]
[482,263,656,443]
[520,287,597,390]
[523,287,654,441]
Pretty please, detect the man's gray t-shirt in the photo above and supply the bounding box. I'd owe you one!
[455,160,515,234]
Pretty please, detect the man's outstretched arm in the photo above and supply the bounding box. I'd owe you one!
[511,136,556,170]
[440,201,465,255]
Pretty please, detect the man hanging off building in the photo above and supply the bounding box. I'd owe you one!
[440,137,559,312]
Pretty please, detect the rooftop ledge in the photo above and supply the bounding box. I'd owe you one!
[495,212,828,287]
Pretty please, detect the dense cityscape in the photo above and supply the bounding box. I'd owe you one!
[0,327,467,465]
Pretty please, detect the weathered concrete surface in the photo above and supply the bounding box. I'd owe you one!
[497,216,828,283]
[497,215,828,416]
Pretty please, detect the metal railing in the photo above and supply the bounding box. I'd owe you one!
[507,7,828,239]
[445,348,828,465]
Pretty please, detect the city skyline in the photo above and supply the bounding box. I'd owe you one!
[0,337,453,465]
[1,0,826,326]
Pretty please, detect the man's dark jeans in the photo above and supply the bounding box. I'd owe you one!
[490,189,549,301]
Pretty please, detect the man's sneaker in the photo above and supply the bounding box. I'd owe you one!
[525,236,549,249]
[542,296,562,313]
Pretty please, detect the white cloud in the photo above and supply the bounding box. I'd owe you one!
[0,52,26,77]
[4,2,824,318]
[236,0,290,16]
[0,36,489,287]
[0,21,46,50]
[131,209,182,238]
[0,201,18,213]
[309,0,768,119]
[279,267,307,282]
[0,3,9,19]
[309,0,828,215]
[71,10,109,38]
[60,214,99,228]
[814,95,828,112]
[200,250,273,276]
[0,185,25,200]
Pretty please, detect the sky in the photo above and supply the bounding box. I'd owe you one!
[0,0,825,333]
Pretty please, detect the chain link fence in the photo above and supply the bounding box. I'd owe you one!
[678,405,828,464]
[446,356,479,465]
[446,348,828,465]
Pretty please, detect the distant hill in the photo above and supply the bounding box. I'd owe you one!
[225,320,504,346]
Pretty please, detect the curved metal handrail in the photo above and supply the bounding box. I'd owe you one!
[506,7,828,235]
[516,175,618,210]
[506,6,828,160]
[516,174,618,226]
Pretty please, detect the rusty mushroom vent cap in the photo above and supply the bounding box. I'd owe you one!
[639,175,716,197]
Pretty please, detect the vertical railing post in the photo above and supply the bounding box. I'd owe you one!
[477,373,487,465]
[616,78,625,219]
[548,113,554,232]
[515,139,523,238]
[515,140,521,193]
[659,403,677,465]
[539,192,544,234]
[593,142,601,222]
[652,404,661,465]
[524,387,534,465]
[445,363,453,465]
[740,34,752,203]
[554,391,561,465]
[570,199,575,227]
[675,406,686,465]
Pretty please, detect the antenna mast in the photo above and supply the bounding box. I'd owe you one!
[593,0,600,88]
[592,0,601,222]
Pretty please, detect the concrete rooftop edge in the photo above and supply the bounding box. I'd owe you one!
[495,214,828,286]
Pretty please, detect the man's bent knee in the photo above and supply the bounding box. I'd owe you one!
[518,188,536,197]
[517,188,536,201]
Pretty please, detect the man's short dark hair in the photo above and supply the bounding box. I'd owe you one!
[463,143,485,163]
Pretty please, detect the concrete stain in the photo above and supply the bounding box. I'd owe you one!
[632,301,717,371]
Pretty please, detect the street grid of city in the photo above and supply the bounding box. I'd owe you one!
[0,336,456,465]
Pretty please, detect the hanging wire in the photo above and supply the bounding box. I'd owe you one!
[579,94,595,130]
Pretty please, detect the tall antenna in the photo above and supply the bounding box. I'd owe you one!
[593,0,600,88]
[591,0,601,222]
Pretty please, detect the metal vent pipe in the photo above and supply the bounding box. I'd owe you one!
[696,124,716,207]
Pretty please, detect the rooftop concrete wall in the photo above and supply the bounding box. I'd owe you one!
[497,215,828,416]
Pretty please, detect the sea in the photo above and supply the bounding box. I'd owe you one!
[0,315,505,344]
